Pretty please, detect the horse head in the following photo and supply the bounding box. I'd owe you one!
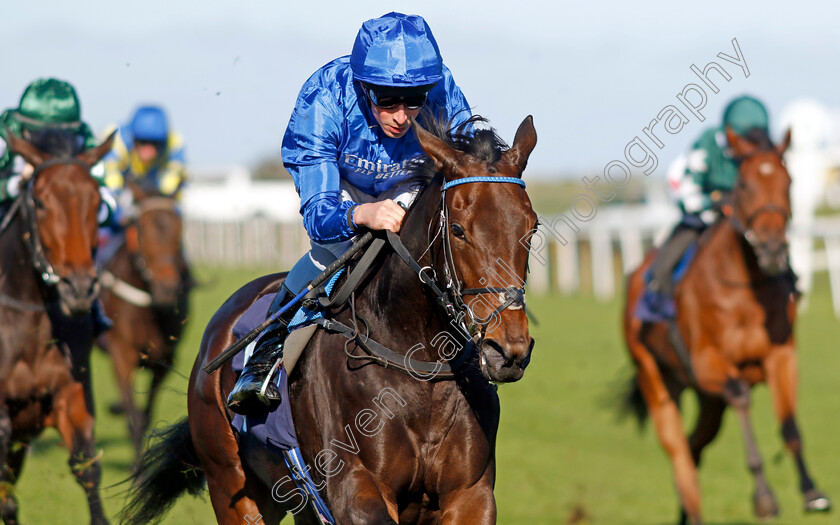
[123,180,184,308]
[6,130,114,316]
[414,116,538,382]
[725,126,792,276]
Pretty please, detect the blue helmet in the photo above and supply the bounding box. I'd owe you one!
[350,12,443,88]
[130,105,169,143]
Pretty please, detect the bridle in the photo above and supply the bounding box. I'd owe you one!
[0,157,94,310]
[100,197,181,308]
[434,176,529,337]
[727,150,791,250]
[125,197,180,284]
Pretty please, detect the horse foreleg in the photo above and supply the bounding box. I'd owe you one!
[54,382,108,525]
[722,378,779,520]
[439,466,496,525]
[0,408,19,525]
[108,338,145,455]
[688,393,727,467]
[633,350,702,525]
[765,346,831,513]
[142,365,168,437]
[328,467,398,524]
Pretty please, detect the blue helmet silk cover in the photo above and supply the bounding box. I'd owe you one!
[350,12,443,87]
[130,106,169,143]
[282,56,471,244]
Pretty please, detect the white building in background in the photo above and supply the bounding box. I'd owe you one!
[780,99,835,300]
[181,165,301,223]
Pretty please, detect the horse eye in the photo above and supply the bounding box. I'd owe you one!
[450,223,466,238]
[33,197,46,210]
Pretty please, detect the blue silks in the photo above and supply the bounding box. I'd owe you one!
[281,57,471,243]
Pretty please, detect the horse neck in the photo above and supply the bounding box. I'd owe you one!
[706,219,769,284]
[0,211,45,303]
[356,185,452,356]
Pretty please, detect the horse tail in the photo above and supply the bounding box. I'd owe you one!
[620,372,649,428]
[120,418,205,525]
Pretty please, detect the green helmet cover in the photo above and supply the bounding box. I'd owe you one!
[14,78,83,130]
[723,95,769,135]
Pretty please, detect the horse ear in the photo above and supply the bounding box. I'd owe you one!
[4,127,46,167]
[502,115,537,175]
[78,130,116,166]
[411,118,468,179]
[724,125,758,158]
[777,128,792,155]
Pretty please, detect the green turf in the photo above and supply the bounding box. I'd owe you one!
[12,268,839,524]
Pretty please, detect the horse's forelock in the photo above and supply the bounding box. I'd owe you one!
[410,111,509,186]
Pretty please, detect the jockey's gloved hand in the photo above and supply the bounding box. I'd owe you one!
[5,174,23,198]
[353,199,406,233]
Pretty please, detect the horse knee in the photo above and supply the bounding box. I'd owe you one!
[723,378,750,409]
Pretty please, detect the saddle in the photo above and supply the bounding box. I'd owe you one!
[635,242,698,323]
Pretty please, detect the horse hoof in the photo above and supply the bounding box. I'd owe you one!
[754,491,780,519]
[109,401,126,415]
[804,489,832,512]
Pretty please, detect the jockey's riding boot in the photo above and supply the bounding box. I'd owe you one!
[90,298,113,337]
[227,285,297,414]
[650,225,700,297]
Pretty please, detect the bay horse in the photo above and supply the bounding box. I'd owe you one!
[622,127,831,524]
[97,180,190,456]
[0,130,114,524]
[122,115,538,524]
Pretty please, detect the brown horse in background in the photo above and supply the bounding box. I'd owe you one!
[97,181,190,456]
[0,131,114,524]
[623,127,831,525]
[122,115,538,524]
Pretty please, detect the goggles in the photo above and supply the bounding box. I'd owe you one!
[364,84,429,110]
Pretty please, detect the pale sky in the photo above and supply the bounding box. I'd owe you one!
[4,0,840,178]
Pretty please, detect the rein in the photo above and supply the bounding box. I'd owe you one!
[317,176,529,380]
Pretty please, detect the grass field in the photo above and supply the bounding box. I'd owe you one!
[12,268,840,524]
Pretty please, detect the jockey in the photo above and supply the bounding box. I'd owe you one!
[103,105,186,218]
[1,78,115,221]
[227,12,473,413]
[0,77,116,334]
[650,95,771,298]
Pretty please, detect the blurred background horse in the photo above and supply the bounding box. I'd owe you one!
[623,127,831,525]
[97,179,191,456]
[0,131,114,525]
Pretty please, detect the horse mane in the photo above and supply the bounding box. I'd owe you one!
[741,127,775,152]
[409,110,509,189]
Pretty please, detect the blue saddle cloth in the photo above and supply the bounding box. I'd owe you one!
[635,243,697,323]
[229,270,343,451]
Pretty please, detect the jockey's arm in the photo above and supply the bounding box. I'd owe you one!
[283,85,366,243]
[157,132,187,197]
[676,141,718,224]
